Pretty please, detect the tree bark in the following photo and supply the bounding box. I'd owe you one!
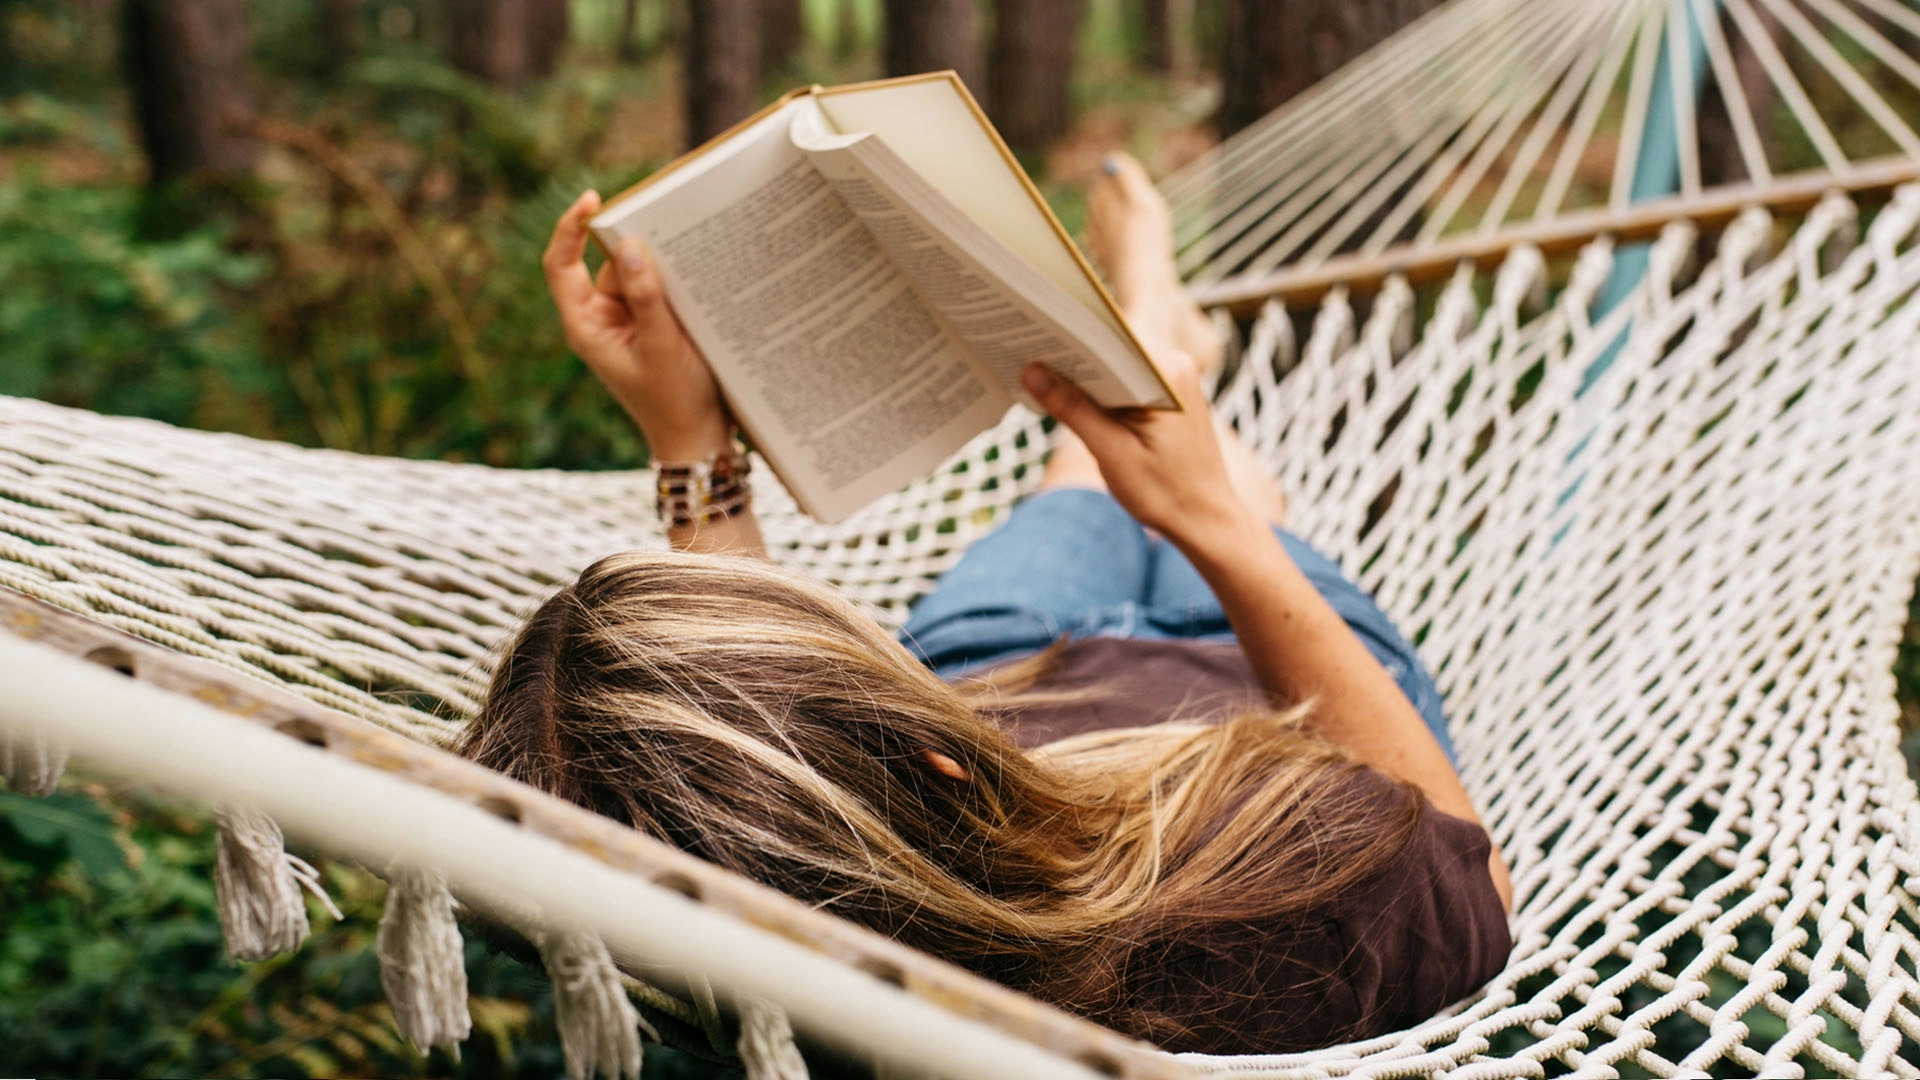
[1216,0,1445,138]
[319,0,362,74]
[527,0,570,78]
[1698,5,1776,187]
[121,0,256,186]
[617,0,642,61]
[1139,0,1172,73]
[761,0,805,79]
[883,0,983,96]
[835,0,863,60]
[989,0,1086,154]
[685,0,762,147]
[446,0,533,88]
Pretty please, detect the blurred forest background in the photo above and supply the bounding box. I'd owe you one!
[1,0,1917,1076]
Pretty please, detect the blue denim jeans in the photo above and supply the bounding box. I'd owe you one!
[898,488,1455,763]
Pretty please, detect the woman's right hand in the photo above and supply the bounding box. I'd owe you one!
[1020,354,1251,546]
[542,190,735,460]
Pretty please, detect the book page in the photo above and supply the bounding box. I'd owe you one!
[589,98,1011,523]
[792,107,1172,410]
[814,74,1171,407]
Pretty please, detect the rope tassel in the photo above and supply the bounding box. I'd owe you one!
[0,721,67,797]
[738,999,808,1080]
[541,930,653,1080]
[213,805,313,961]
[377,867,471,1055]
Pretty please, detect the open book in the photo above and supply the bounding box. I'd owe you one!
[588,71,1174,524]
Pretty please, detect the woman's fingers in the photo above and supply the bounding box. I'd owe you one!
[542,190,602,325]
[1153,349,1204,406]
[610,241,687,359]
[1022,363,1127,456]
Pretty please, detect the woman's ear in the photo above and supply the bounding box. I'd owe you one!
[919,748,973,783]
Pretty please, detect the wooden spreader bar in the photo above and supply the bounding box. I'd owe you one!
[1187,156,1920,315]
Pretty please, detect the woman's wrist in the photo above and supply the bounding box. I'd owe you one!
[1162,500,1274,570]
[647,420,737,463]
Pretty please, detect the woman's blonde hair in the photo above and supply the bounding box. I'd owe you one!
[460,550,1422,1040]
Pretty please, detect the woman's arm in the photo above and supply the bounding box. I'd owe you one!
[1021,356,1513,910]
[542,191,768,558]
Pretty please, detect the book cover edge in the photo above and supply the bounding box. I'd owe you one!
[586,83,820,261]
[894,72,1182,412]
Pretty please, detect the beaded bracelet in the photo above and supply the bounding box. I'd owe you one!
[655,449,752,528]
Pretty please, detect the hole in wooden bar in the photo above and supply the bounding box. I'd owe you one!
[855,957,906,988]
[82,646,136,677]
[1074,1051,1124,1078]
[275,718,329,748]
[653,872,702,902]
[476,795,522,824]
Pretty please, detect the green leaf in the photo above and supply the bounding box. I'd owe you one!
[0,790,128,880]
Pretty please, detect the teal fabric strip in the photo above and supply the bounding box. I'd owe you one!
[1583,0,1714,393]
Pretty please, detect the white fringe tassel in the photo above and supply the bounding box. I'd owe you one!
[541,930,653,1080]
[738,998,809,1080]
[213,804,313,961]
[377,867,472,1055]
[1,721,67,796]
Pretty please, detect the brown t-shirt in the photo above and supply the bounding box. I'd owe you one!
[977,637,1511,1055]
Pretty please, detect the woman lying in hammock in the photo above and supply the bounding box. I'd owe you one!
[465,154,1513,1055]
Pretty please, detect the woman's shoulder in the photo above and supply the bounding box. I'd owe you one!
[1134,766,1512,1054]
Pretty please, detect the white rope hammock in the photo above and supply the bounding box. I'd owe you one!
[5,0,1920,1075]
[7,185,1920,1076]
[1163,0,1920,287]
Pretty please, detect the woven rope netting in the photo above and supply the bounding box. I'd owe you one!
[7,0,1920,1074]
[1165,0,1920,289]
[8,186,1920,1075]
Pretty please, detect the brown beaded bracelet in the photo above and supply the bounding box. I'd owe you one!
[655,449,752,528]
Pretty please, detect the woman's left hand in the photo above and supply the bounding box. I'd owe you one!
[541,190,735,459]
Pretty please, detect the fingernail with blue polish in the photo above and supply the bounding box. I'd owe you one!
[1101,157,1120,177]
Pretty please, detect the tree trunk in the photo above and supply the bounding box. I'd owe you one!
[319,0,362,74]
[1139,0,1171,73]
[660,0,686,52]
[527,0,570,78]
[761,0,805,79]
[1698,5,1776,187]
[616,0,642,61]
[1191,0,1224,72]
[883,0,982,96]
[685,0,761,146]
[1216,0,1444,138]
[835,0,863,60]
[446,0,533,88]
[989,0,1086,154]
[121,0,256,186]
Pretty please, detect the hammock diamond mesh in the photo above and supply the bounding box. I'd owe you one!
[6,184,1920,1075]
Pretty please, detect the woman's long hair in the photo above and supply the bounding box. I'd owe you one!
[459,550,1423,1040]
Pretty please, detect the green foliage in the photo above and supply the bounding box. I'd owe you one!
[0,780,737,1078]
[0,42,664,468]
[0,179,282,436]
